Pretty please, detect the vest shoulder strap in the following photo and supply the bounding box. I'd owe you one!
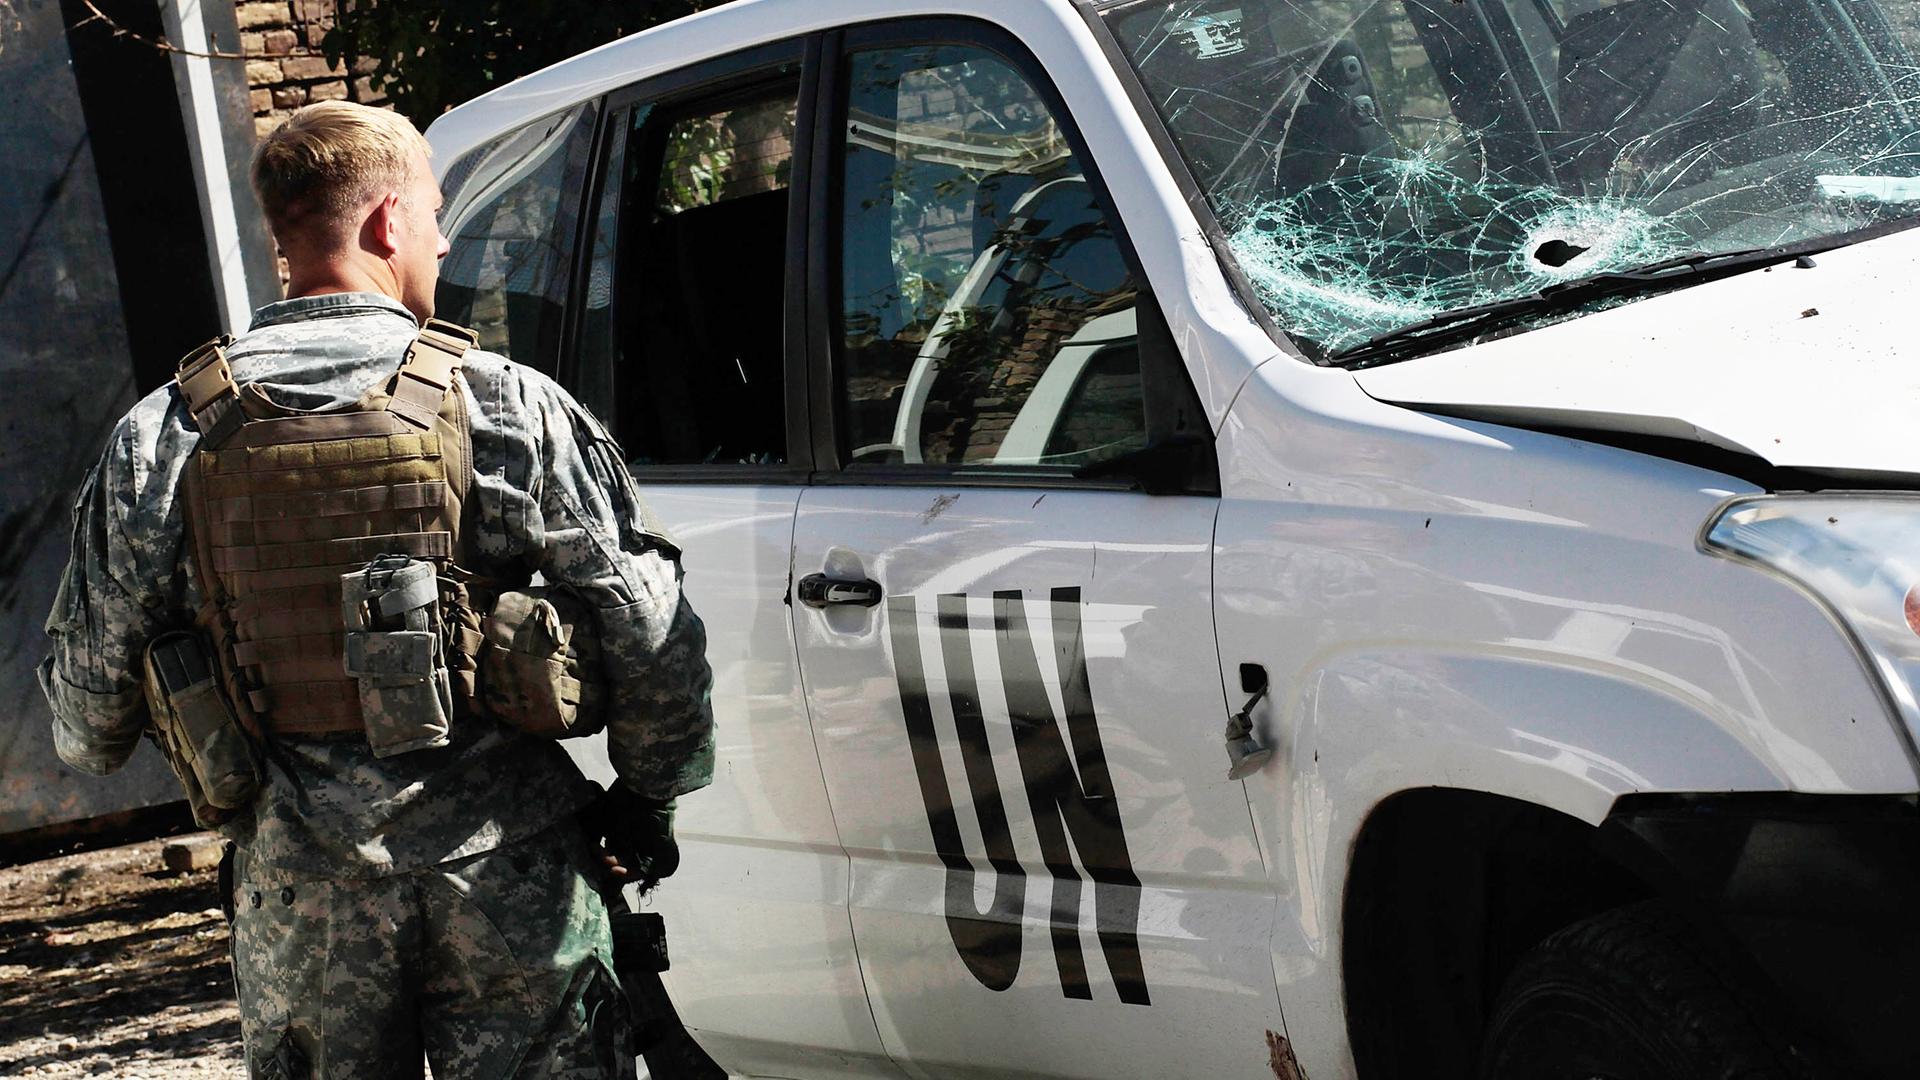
[387,319,479,430]
[175,335,242,446]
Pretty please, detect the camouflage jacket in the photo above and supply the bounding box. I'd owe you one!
[39,292,715,878]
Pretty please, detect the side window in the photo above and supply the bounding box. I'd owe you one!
[835,43,1149,471]
[578,78,802,468]
[437,102,599,375]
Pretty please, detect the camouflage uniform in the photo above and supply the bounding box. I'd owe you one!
[40,292,715,1078]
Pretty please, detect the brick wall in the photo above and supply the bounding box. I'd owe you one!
[235,0,385,140]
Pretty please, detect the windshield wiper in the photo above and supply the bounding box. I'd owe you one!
[1330,241,1836,369]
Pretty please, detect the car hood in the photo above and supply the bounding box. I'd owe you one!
[1352,224,1920,480]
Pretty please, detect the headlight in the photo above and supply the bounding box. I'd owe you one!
[1703,494,1920,735]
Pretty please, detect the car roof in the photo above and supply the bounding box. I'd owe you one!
[425,0,1087,179]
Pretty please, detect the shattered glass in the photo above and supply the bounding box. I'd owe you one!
[1104,0,1920,359]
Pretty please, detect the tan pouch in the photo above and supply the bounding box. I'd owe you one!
[143,631,261,828]
[480,587,604,738]
[342,556,454,758]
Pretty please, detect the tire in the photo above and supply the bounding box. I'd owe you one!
[1476,901,1826,1080]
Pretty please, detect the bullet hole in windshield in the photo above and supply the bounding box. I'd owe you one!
[1533,240,1590,268]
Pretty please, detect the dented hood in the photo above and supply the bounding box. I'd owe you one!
[1353,224,1920,479]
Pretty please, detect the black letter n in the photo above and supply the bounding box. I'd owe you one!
[996,587,1151,1006]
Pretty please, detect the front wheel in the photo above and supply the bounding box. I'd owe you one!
[1476,902,1826,1080]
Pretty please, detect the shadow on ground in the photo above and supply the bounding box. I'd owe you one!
[0,837,242,1076]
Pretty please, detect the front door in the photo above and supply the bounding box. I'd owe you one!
[790,22,1282,1078]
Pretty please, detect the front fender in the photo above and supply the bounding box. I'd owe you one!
[1212,368,1919,1077]
[1242,647,1819,1080]
[1306,648,1791,824]
[1241,644,1914,1080]
[1213,491,1917,1079]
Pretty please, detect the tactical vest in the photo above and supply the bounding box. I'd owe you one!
[173,320,488,739]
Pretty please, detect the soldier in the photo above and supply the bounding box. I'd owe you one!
[38,100,714,1078]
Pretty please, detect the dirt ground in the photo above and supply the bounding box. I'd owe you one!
[0,835,243,1078]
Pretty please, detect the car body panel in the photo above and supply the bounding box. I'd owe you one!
[789,486,1285,1078]
[561,486,899,1077]
[1211,363,1920,1078]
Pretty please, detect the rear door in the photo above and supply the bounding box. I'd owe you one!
[788,20,1283,1078]
[449,42,904,1079]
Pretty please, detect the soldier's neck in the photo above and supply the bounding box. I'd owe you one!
[285,258,402,309]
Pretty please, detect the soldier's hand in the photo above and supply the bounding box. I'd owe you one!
[581,783,679,891]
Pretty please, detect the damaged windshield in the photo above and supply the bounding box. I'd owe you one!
[1103,0,1920,361]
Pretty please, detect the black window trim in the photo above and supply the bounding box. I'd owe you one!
[557,99,614,393]
[566,36,818,485]
[805,15,1220,496]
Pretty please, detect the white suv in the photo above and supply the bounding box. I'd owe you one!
[426,1,1920,1077]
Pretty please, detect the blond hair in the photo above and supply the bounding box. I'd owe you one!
[251,101,431,242]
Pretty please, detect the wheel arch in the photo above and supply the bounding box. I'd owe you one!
[1337,787,1920,1080]
[1267,646,1813,1079]
[1339,788,1654,1080]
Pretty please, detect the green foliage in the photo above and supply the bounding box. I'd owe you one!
[655,96,794,214]
[321,0,731,128]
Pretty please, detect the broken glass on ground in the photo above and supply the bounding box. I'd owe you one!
[1104,0,1920,359]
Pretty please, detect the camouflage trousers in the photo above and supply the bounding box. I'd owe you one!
[228,826,634,1079]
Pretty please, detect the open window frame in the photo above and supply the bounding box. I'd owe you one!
[564,36,820,485]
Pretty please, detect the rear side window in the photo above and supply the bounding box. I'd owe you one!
[576,79,802,468]
[436,102,599,375]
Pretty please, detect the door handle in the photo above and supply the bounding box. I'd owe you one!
[797,573,883,609]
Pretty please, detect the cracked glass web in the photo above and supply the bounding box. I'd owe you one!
[1106,0,1920,358]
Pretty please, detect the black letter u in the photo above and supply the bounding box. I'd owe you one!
[888,594,1025,991]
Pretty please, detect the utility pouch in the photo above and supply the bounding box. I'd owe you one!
[480,587,605,738]
[342,555,453,757]
[611,909,670,975]
[142,630,260,828]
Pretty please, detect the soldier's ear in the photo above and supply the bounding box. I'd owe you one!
[366,190,405,259]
